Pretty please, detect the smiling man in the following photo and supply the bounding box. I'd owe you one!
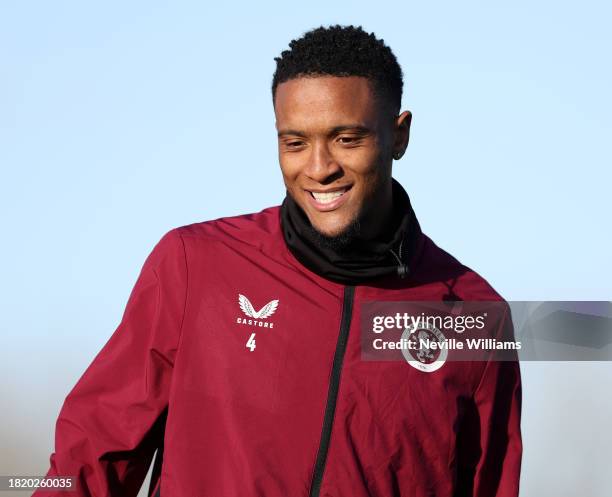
[36,25,522,497]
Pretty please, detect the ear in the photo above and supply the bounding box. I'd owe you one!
[393,110,412,160]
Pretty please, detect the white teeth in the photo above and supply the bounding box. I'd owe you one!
[311,190,346,204]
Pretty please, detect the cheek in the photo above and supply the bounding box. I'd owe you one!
[279,147,308,171]
[348,178,374,207]
[353,167,389,206]
[278,155,299,182]
[339,144,383,173]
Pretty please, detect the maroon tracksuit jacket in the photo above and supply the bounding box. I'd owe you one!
[34,205,522,497]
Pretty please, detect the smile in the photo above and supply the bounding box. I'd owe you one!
[306,186,352,211]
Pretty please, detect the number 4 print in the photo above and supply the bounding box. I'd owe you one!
[246,333,256,352]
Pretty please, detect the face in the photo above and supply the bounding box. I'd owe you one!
[274,75,411,238]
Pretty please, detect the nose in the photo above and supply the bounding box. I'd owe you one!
[304,140,342,184]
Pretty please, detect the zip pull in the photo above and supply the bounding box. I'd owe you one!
[397,264,409,278]
[389,239,409,278]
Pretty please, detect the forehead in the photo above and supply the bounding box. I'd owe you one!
[274,75,381,130]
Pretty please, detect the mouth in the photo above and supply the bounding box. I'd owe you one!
[305,185,353,212]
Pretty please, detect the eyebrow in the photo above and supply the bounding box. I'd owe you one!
[277,124,372,138]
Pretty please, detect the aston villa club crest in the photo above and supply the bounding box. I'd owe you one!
[401,322,448,373]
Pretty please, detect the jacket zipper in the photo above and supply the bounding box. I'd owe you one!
[308,285,356,497]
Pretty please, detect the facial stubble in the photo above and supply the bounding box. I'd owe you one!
[303,214,363,252]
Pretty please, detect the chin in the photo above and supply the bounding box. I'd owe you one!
[314,226,345,238]
[310,216,350,237]
[313,214,361,238]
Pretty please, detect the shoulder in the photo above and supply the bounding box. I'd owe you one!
[139,206,283,276]
[164,205,283,251]
[418,234,506,302]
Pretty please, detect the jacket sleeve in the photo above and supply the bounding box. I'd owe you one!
[456,304,523,497]
[33,229,188,497]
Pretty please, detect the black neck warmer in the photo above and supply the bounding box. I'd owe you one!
[280,178,423,285]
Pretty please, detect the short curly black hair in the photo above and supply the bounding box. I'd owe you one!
[272,25,403,114]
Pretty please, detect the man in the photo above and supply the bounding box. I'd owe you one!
[35,25,522,497]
